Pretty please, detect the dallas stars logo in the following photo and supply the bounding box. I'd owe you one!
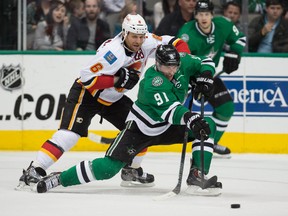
[206,34,215,44]
[152,76,163,86]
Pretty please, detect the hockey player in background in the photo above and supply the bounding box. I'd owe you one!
[177,0,246,157]
[34,45,222,195]
[16,14,192,190]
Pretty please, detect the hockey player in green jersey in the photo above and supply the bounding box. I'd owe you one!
[34,45,222,195]
[178,0,246,157]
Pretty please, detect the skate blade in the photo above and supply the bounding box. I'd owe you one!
[14,181,33,192]
[120,180,155,188]
[213,153,231,159]
[185,185,222,196]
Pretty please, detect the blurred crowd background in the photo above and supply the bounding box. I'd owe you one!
[1,0,288,53]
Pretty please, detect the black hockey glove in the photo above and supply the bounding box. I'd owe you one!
[223,52,240,74]
[184,112,210,140]
[114,68,140,90]
[193,71,214,101]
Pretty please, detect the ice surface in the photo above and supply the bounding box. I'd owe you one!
[1,151,288,216]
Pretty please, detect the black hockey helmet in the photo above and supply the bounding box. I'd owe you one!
[156,44,180,66]
[195,0,214,14]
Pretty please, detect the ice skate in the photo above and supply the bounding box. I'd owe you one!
[33,172,62,193]
[15,161,46,191]
[213,143,231,159]
[120,166,155,187]
[185,168,222,196]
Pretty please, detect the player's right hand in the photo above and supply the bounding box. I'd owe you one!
[223,52,240,74]
[114,68,140,90]
[184,112,210,140]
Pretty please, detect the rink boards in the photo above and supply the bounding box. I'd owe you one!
[0,52,287,153]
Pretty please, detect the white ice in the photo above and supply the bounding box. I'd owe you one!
[1,151,288,216]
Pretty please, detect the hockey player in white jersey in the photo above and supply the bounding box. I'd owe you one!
[16,13,191,190]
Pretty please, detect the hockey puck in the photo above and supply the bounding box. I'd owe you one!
[231,204,240,208]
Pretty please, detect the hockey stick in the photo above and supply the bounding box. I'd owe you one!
[200,94,205,188]
[213,70,225,78]
[153,97,193,201]
[88,132,115,144]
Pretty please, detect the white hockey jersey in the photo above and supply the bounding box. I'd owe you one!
[79,33,175,105]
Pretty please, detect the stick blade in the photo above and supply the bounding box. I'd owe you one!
[88,132,114,144]
[88,132,102,143]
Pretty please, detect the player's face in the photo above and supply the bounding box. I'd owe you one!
[158,63,179,81]
[125,32,146,52]
[196,12,213,32]
[224,5,241,24]
[52,4,66,23]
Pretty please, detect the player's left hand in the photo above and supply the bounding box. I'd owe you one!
[193,71,214,101]
[114,68,140,90]
[223,52,240,74]
[184,112,210,140]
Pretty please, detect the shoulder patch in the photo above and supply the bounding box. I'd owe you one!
[152,34,162,41]
[180,34,189,42]
[104,51,117,65]
[152,76,163,87]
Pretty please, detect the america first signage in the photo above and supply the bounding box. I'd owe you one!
[195,76,288,117]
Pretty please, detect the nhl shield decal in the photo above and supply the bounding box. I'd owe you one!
[0,64,24,91]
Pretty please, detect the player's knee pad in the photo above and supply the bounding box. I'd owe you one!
[91,156,125,180]
[213,101,234,120]
[50,129,80,152]
[204,116,216,138]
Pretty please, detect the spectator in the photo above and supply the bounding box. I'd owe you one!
[248,0,265,14]
[219,0,265,14]
[0,0,17,50]
[67,0,85,22]
[155,0,196,36]
[27,0,52,49]
[66,0,110,51]
[101,0,125,37]
[248,0,288,53]
[33,1,69,50]
[153,0,178,29]
[223,1,243,32]
[283,0,288,20]
[113,0,138,36]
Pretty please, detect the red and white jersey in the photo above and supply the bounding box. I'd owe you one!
[79,33,183,105]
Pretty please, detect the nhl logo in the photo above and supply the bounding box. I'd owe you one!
[0,64,24,91]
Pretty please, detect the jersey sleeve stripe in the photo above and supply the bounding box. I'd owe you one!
[236,36,247,47]
[161,101,181,120]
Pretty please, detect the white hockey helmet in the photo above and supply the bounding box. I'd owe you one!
[122,14,148,38]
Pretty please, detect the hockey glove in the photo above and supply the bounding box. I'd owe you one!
[114,68,140,90]
[193,71,214,101]
[223,52,240,74]
[184,112,210,140]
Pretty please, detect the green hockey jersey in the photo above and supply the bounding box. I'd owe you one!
[177,16,246,67]
[126,53,215,136]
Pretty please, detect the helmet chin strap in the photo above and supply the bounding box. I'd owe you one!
[121,33,135,53]
[123,42,135,53]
